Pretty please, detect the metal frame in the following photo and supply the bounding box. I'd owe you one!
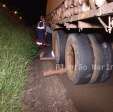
[48,1,113,33]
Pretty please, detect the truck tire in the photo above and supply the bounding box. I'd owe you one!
[88,34,104,83]
[65,34,94,84]
[54,30,67,64]
[100,42,113,82]
[52,31,57,54]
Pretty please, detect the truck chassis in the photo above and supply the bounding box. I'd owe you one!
[47,1,113,33]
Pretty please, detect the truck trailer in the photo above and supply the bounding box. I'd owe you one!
[46,0,113,84]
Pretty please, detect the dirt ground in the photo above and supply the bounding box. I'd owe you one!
[22,47,113,112]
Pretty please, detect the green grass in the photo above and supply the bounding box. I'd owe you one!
[0,10,37,112]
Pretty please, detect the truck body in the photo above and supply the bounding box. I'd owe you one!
[46,0,113,84]
[46,0,64,15]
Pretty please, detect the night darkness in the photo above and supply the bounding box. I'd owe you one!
[1,0,47,25]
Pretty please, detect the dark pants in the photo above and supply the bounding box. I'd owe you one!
[46,33,52,45]
[36,29,45,43]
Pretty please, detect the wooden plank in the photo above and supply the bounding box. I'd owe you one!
[78,21,102,28]
[89,0,96,9]
[96,2,113,16]
[43,69,66,77]
[40,57,55,61]
[78,10,96,20]
[58,2,113,24]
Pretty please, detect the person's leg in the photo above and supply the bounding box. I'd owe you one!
[48,33,52,45]
[36,30,39,41]
[37,30,42,42]
[46,33,49,44]
[36,30,43,46]
[42,30,46,45]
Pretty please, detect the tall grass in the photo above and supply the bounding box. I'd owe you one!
[0,11,37,112]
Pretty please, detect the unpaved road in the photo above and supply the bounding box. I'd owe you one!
[22,48,113,112]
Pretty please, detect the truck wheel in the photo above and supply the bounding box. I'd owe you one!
[100,42,113,82]
[88,34,104,83]
[65,34,94,84]
[52,31,57,54]
[54,30,67,64]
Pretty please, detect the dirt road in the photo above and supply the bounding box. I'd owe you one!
[22,48,113,112]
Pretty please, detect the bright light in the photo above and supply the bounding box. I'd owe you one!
[2,4,6,8]
[19,16,22,20]
[14,11,18,14]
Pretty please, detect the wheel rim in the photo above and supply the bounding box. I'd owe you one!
[66,44,75,80]
[69,45,75,71]
[55,34,60,63]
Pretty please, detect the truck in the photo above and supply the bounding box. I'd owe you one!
[46,0,113,84]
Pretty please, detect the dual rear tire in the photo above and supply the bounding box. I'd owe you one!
[65,33,113,84]
[52,31,113,84]
[65,34,94,84]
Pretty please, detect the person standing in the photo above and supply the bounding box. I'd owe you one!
[36,16,46,46]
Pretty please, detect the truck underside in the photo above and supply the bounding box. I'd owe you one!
[46,0,113,84]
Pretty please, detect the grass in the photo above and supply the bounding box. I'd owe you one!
[0,10,37,112]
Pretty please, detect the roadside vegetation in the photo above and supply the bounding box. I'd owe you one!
[0,11,37,112]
